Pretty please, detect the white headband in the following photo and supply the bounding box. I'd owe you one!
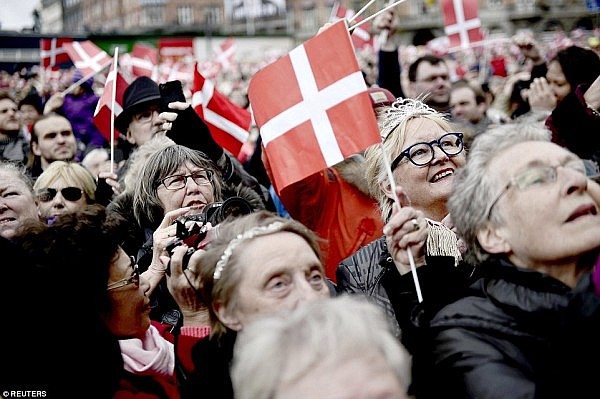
[213,221,285,281]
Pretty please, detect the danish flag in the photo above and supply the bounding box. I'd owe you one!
[192,65,251,156]
[130,43,159,79]
[93,61,130,141]
[248,20,380,190]
[40,38,73,69]
[214,38,237,71]
[330,3,373,50]
[63,40,112,76]
[441,0,484,49]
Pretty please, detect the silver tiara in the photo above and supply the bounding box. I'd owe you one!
[213,221,285,281]
[379,97,441,141]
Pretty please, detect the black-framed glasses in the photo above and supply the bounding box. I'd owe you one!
[391,132,464,169]
[107,256,140,291]
[159,170,214,191]
[36,187,84,203]
[485,159,588,220]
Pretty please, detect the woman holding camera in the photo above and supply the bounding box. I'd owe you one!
[131,144,267,329]
[166,210,331,399]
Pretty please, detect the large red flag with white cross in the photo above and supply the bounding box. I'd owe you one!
[441,0,484,49]
[248,20,381,190]
[63,40,112,76]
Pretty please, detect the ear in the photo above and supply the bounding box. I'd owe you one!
[214,301,243,332]
[126,129,136,145]
[380,179,394,201]
[476,224,511,255]
[31,141,41,156]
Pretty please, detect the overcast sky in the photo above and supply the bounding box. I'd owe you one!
[1,0,39,31]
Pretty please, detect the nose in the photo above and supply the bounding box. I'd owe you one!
[430,144,450,165]
[561,166,588,196]
[139,275,151,296]
[151,110,162,127]
[291,278,323,308]
[50,192,66,209]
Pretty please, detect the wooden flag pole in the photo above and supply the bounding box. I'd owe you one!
[348,0,409,32]
[347,0,378,24]
[380,143,423,303]
[109,47,119,175]
[62,63,111,96]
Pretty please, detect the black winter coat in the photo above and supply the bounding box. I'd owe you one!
[414,258,599,399]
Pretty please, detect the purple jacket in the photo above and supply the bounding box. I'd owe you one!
[61,91,106,149]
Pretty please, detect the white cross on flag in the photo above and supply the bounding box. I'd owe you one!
[330,3,373,50]
[40,38,73,69]
[130,43,159,79]
[63,40,112,76]
[192,64,251,156]
[213,38,237,71]
[441,0,484,49]
[248,20,380,190]
[93,61,130,141]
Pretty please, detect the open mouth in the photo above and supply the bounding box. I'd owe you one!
[430,169,454,183]
[565,204,598,222]
[0,217,16,225]
[184,200,206,209]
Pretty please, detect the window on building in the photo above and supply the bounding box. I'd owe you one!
[178,5,194,25]
[141,5,164,25]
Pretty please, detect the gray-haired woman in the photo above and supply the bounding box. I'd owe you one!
[170,210,331,399]
[129,144,270,329]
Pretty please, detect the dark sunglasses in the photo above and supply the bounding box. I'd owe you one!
[36,187,84,203]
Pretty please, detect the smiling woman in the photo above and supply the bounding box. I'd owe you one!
[337,98,470,339]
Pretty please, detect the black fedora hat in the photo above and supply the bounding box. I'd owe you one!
[115,76,161,133]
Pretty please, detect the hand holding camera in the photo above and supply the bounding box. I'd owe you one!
[165,197,254,273]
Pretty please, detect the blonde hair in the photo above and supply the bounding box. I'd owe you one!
[34,161,97,202]
[364,98,453,221]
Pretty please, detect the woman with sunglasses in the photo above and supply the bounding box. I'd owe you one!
[337,98,473,341]
[33,161,96,223]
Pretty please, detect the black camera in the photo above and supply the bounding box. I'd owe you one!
[166,197,254,271]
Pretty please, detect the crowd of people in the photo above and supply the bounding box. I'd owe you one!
[1,12,599,399]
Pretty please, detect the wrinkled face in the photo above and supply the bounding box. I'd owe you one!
[450,87,485,124]
[391,118,466,220]
[485,142,600,269]
[126,103,163,146]
[413,62,451,105]
[36,177,89,220]
[156,161,216,214]
[276,353,407,399]
[546,61,571,103]
[105,247,151,339]
[19,104,40,126]
[223,232,330,330]
[32,115,77,165]
[0,171,38,240]
[0,98,19,132]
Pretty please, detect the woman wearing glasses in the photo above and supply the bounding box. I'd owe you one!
[413,123,600,398]
[33,161,96,223]
[13,206,198,398]
[131,144,268,329]
[337,98,472,340]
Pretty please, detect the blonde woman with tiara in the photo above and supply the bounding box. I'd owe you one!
[337,98,475,344]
